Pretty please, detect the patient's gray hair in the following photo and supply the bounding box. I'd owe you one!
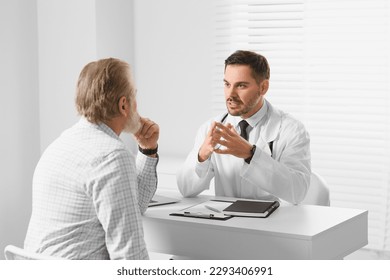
[75,58,136,124]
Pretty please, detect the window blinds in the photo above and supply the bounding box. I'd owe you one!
[213,0,390,252]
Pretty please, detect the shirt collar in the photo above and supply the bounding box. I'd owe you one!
[231,100,268,129]
[78,117,120,140]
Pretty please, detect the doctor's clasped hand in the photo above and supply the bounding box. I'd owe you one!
[200,122,253,160]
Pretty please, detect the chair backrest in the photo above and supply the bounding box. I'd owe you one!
[301,171,330,206]
[4,245,65,260]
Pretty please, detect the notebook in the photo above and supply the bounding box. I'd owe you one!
[148,194,180,207]
[222,200,280,218]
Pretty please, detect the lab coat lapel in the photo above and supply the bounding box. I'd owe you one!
[256,100,282,156]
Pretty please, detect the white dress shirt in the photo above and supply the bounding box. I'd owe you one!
[177,99,311,204]
[24,118,157,259]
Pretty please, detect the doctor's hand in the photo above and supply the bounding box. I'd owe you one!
[198,121,219,162]
[213,123,253,159]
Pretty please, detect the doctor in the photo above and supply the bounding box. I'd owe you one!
[177,50,311,204]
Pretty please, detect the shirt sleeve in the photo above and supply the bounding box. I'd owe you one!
[241,118,311,204]
[136,153,158,214]
[177,122,215,197]
[87,149,149,260]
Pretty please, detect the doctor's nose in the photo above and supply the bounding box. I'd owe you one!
[225,86,237,99]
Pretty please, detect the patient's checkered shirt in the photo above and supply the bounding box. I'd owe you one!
[24,118,157,259]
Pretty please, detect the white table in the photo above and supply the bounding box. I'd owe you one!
[143,192,368,259]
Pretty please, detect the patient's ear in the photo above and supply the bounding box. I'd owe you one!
[118,96,129,117]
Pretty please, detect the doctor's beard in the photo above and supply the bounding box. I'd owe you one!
[226,95,259,117]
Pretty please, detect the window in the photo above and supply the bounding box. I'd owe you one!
[213,0,390,253]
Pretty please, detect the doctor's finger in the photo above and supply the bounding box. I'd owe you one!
[217,123,237,138]
[213,126,234,140]
[214,138,229,147]
[207,122,217,137]
[213,147,232,155]
[226,123,239,135]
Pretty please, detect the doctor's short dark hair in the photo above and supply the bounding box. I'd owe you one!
[75,58,136,124]
[225,50,270,84]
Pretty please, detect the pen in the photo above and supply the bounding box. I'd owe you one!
[204,205,222,213]
[184,212,215,218]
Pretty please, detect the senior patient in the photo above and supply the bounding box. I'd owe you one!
[177,50,311,204]
[25,58,159,259]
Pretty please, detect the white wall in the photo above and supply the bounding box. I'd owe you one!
[133,0,214,160]
[95,0,134,63]
[0,0,40,259]
[37,0,97,152]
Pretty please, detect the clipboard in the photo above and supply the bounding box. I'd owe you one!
[170,200,233,221]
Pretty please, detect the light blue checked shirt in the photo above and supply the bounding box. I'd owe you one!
[24,118,158,259]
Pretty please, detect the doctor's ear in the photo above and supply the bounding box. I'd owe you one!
[259,80,269,95]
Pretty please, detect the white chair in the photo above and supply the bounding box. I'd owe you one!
[301,171,330,206]
[4,245,65,260]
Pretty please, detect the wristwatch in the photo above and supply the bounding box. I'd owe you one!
[138,145,158,155]
[245,145,256,164]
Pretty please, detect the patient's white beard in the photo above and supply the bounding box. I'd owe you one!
[123,111,141,134]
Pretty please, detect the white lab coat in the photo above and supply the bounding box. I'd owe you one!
[177,100,311,204]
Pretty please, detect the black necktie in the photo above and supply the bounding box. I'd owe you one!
[239,120,249,140]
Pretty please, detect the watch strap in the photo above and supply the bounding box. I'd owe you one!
[245,145,256,164]
[138,145,158,155]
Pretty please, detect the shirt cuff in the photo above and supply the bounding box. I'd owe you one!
[137,151,159,167]
[195,156,211,178]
